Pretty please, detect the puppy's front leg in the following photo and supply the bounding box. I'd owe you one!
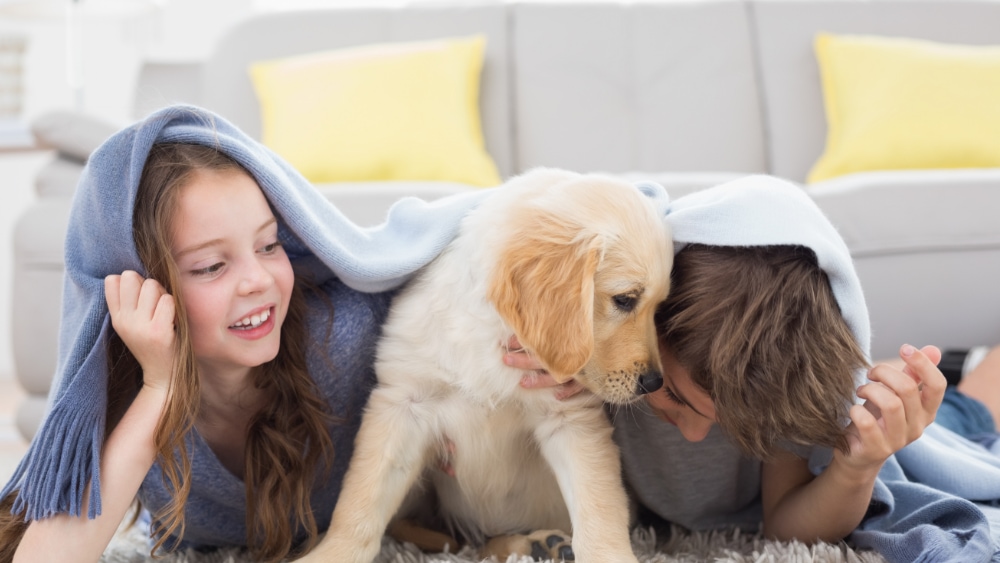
[301,385,436,563]
[536,408,638,563]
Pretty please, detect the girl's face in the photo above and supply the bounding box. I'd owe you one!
[645,340,717,442]
[170,168,294,378]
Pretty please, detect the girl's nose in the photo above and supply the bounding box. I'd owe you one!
[238,258,274,295]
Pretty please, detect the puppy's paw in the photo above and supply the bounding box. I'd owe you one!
[480,529,574,561]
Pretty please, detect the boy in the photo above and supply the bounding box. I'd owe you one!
[513,176,1000,561]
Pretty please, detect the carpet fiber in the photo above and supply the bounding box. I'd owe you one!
[101,525,887,563]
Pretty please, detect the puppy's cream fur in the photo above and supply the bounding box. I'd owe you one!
[303,168,672,563]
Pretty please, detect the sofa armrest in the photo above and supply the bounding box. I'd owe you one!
[30,111,121,164]
[809,168,1000,256]
[34,157,84,198]
[810,169,1000,359]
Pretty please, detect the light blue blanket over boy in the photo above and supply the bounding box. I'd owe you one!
[666,176,1000,562]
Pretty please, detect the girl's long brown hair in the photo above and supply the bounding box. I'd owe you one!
[0,142,334,562]
[125,143,335,560]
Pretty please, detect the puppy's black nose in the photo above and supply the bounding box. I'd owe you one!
[636,370,663,395]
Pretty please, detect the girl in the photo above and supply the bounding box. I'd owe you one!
[0,105,494,562]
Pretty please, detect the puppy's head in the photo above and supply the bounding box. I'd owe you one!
[488,169,673,405]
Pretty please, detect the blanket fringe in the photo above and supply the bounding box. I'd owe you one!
[3,396,104,521]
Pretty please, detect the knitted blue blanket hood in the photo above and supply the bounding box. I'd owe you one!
[1,105,502,521]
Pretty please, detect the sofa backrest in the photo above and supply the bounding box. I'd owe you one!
[753,0,1000,183]
[201,3,514,178]
[510,1,767,176]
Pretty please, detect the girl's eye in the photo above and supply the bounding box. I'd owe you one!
[192,262,224,276]
[259,242,282,254]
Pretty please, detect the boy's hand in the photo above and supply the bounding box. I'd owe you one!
[503,336,585,400]
[105,270,177,391]
[839,344,945,472]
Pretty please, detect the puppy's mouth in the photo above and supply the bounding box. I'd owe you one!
[579,368,663,406]
[578,377,647,406]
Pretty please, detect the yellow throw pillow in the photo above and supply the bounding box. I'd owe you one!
[808,32,1000,184]
[250,35,500,187]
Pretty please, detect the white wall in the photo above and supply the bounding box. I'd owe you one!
[0,16,70,382]
[0,0,467,383]
[0,0,252,382]
[0,152,48,382]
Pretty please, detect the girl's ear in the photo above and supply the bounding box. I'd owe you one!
[488,210,600,382]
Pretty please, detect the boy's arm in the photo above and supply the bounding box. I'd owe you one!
[761,345,945,543]
[761,449,879,542]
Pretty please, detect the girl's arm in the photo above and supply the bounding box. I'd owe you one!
[761,344,945,542]
[15,271,176,563]
[14,385,167,563]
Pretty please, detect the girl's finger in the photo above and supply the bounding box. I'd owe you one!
[152,294,176,330]
[117,270,144,310]
[104,275,122,313]
[137,278,166,319]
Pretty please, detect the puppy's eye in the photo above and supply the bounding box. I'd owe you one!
[613,293,638,312]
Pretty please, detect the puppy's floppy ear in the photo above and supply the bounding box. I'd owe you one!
[488,210,601,382]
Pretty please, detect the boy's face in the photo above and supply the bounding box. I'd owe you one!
[645,340,716,442]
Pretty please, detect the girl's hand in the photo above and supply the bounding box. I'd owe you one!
[839,344,945,473]
[104,270,176,391]
[503,336,585,400]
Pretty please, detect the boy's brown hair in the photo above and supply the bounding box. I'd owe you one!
[656,243,868,460]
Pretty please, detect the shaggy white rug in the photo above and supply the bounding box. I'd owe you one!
[101,524,887,563]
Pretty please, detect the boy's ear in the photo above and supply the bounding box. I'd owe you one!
[488,211,599,382]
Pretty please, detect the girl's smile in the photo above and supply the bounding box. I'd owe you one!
[229,306,276,339]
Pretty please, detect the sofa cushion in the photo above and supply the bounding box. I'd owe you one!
[250,35,500,187]
[753,0,1000,183]
[511,1,766,176]
[202,4,513,178]
[808,33,1000,183]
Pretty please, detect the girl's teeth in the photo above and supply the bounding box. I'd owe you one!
[232,309,270,329]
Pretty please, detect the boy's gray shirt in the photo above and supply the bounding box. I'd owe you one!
[631,177,1000,562]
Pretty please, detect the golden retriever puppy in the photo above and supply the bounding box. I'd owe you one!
[302,168,672,563]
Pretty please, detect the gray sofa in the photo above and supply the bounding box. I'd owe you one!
[13,0,1000,441]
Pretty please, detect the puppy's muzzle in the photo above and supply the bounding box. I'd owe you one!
[635,369,663,395]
